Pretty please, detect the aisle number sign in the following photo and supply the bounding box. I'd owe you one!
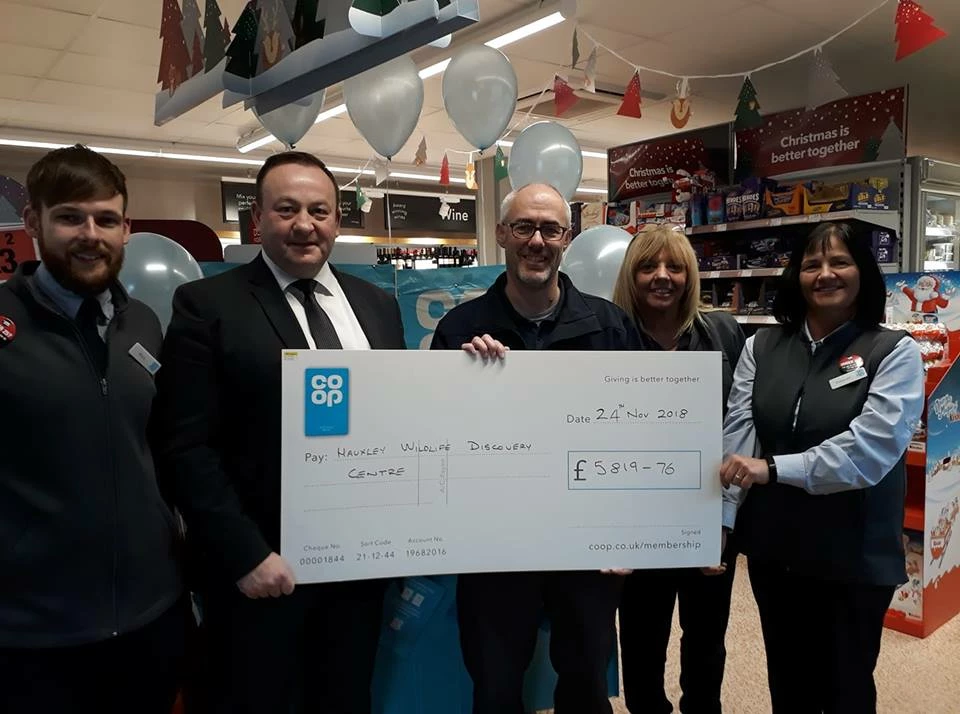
[0,227,35,280]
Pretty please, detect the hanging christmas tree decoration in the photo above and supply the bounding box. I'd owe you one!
[734,76,762,130]
[438,198,451,218]
[582,47,597,93]
[494,145,509,181]
[356,184,368,211]
[806,47,847,109]
[225,1,260,79]
[895,0,948,61]
[292,0,325,49]
[439,153,451,186]
[465,159,478,190]
[670,77,692,129]
[158,0,192,94]
[554,74,578,117]
[617,70,643,119]
[181,0,205,78]
[202,0,229,72]
[571,27,580,68]
[257,0,296,73]
[414,136,428,166]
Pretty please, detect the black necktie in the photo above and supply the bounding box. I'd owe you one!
[76,297,107,375]
[289,279,343,349]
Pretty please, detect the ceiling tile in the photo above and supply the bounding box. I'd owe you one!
[47,53,156,93]
[69,17,158,66]
[580,0,752,40]
[0,2,88,50]
[5,0,101,15]
[0,74,38,101]
[0,43,61,78]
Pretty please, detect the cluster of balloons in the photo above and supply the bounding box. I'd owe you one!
[250,44,585,200]
[119,233,204,332]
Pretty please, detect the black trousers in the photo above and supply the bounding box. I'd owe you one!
[457,570,623,714]
[619,551,737,714]
[747,560,895,714]
[0,596,188,714]
[200,579,387,714]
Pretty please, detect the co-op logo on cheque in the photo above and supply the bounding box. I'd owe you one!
[304,368,349,436]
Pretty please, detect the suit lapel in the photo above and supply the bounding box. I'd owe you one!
[246,255,309,349]
[332,265,384,348]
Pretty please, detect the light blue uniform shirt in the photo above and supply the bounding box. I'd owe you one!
[34,262,114,340]
[721,322,925,531]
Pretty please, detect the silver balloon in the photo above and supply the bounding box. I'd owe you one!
[559,225,633,301]
[119,233,204,333]
[252,89,326,148]
[442,45,517,151]
[508,121,583,201]
[344,55,424,159]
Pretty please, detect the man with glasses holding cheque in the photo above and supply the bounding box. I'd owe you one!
[431,182,643,714]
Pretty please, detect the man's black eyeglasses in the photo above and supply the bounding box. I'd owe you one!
[504,221,569,241]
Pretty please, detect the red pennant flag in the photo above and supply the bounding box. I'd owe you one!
[439,153,450,186]
[617,71,643,119]
[895,0,948,61]
[553,75,578,117]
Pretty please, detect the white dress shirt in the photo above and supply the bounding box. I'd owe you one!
[261,252,371,350]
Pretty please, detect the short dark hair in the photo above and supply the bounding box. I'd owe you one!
[26,144,128,213]
[773,221,887,330]
[255,151,340,208]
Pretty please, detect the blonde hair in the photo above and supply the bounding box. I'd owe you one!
[612,226,703,338]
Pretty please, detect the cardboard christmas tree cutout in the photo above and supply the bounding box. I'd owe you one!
[202,0,228,72]
[876,117,905,162]
[181,0,205,78]
[226,1,260,79]
[158,0,192,93]
[554,75,578,117]
[734,76,762,129]
[617,71,642,118]
[806,48,846,110]
[293,0,326,48]
[257,0,296,73]
[895,0,947,61]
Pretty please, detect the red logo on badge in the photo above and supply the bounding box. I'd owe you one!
[0,316,16,343]
[839,354,863,373]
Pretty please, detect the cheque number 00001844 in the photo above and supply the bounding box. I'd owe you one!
[299,555,345,566]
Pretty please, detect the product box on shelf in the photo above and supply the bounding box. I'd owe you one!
[889,530,924,621]
[706,191,726,225]
[802,181,850,214]
[724,189,743,223]
[849,178,890,210]
[763,184,804,217]
[872,229,898,264]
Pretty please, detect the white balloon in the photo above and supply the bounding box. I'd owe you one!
[508,121,583,201]
[344,55,424,159]
[120,233,204,333]
[560,225,633,301]
[252,89,325,148]
[442,45,517,151]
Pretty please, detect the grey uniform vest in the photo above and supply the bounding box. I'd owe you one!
[737,323,908,586]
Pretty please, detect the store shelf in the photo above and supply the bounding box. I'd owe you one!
[701,268,784,279]
[923,260,958,271]
[733,315,778,325]
[685,210,899,236]
[925,226,956,239]
[701,264,899,279]
[904,504,925,532]
[907,445,927,469]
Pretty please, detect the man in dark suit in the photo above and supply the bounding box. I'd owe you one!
[153,151,405,714]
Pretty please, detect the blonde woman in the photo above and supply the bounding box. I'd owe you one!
[612,226,744,714]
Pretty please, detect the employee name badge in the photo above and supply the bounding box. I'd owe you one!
[129,342,161,375]
[829,366,867,390]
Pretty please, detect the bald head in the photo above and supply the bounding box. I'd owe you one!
[500,183,571,227]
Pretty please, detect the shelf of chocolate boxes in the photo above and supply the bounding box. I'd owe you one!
[685,177,898,322]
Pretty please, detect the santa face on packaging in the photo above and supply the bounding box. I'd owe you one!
[902,274,950,316]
